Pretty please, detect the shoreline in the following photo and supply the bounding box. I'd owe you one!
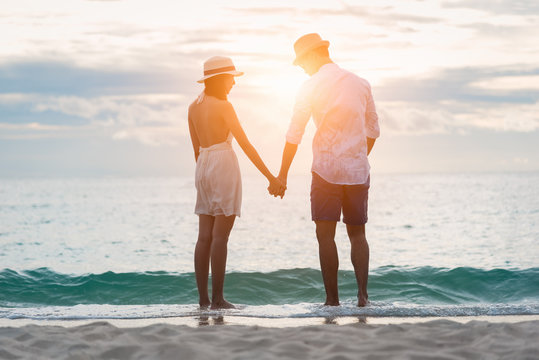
[1,314,538,328]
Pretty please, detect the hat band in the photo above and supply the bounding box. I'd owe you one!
[204,65,236,76]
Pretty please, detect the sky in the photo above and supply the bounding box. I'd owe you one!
[1,0,538,177]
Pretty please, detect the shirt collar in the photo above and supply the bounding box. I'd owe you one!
[318,62,338,73]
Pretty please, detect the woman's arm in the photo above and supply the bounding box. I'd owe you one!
[187,106,200,162]
[221,101,284,194]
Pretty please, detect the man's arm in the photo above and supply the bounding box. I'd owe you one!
[278,80,312,196]
[365,83,380,153]
[277,141,299,191]
[367,137,376,156]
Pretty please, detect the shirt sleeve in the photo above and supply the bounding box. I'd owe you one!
[365,83,380,139]
[286,81,312,145]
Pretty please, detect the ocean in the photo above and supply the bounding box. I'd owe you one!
[1,173,538,320]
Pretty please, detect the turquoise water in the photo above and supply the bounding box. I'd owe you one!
[0,173,538,319]
[1,267,538,319]
[1,267,538,307]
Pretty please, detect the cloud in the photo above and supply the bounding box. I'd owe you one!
[338,4,442,24]
[0,94,191,144]
[374,65,539,135]
[0,61,192,96]
[376,66,539,104]
[378,102,453,135]
[0,122,94,140]
[2,60,538,146]
[378,98,539,135]
[459,22,530,39]
[0,59,203,145]
[230,4,442,25]
[513,157,529,164]
[111,125,186,146]
[442,0,539,15]
[469,75,539,91]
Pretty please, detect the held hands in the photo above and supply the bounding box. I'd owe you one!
[267,175,286,198]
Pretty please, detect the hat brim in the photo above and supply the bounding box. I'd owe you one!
[197,70,244,83]
[293,40,330,65]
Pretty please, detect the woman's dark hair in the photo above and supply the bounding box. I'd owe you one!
[204,74,229,100]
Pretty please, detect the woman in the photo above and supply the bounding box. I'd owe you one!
[188,56,284,309]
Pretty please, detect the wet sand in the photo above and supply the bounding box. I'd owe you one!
[1,316,538,359]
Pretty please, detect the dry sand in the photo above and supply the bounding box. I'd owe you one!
[0,317,538,359]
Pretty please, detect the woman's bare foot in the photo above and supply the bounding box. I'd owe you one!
[357,295,369,307]
[210,299,235,310]
[324,300,340,306]
[324,294,340,306]
[199,302,211,310]
[199,297,211,309]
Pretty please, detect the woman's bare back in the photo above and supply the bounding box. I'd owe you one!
[188,96,231,148]
[187,91,282,196]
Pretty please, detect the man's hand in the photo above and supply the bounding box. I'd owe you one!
[268,176,286,198]
[270,174,287,199]
[277,175,287,194]
[274,142,297,198]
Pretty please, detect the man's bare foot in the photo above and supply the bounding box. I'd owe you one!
[357,295,369,307]
[210,299,235,310]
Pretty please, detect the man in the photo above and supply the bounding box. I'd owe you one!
[276,33,380,307]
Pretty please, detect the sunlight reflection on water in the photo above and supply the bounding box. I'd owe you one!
[0,173,537,274]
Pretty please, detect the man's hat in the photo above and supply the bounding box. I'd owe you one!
[197,56,244,83]
[293,33,330,65]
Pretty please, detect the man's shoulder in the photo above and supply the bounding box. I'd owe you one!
[338,67,370,87]
[320,64,369,87]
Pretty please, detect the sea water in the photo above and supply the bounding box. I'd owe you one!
[1,173,538,320]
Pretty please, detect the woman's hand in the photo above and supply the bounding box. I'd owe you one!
[268,176,286,198]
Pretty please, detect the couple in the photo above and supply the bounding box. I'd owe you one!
[188,33,380,310]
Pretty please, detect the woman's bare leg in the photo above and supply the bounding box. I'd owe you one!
[210,215,236,309]
[194,214,214,308]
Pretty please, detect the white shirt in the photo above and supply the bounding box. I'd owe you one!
[286,63,380,185]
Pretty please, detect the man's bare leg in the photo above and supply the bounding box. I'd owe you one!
[194,215,214,308]
[210,215,236,309]
[315,220,339,306]
[346,224,369,307]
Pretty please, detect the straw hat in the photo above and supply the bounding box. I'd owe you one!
[197,56,243,83]
[293,33,330,65]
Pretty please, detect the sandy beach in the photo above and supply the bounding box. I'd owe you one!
[1,317,538,360]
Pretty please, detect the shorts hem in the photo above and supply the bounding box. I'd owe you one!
[342,217,368,226]
[195,210,241,217]
[311,217,341,223]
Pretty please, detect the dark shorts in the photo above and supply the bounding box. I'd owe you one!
[310,172,370,225]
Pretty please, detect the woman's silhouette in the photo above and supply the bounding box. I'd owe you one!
[188,56,284,309]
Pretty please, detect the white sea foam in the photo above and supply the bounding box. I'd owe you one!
[2,302,539,320]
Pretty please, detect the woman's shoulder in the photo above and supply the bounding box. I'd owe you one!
[189,97,235,118]
[206,95,232,105]
[209,97,234,113]
[188,99,198,113]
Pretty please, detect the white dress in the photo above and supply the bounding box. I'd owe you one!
[194,132,242,217]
